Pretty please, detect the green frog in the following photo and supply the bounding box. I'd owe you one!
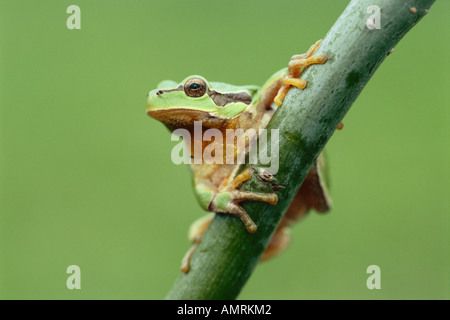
[146,40,332,272]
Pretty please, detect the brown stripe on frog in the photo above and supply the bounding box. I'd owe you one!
[156,84,252,107]
[208,90,252,107]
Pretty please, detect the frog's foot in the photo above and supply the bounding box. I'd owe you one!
[260,227,291,261]
[210,190,278,233]
[180,240,199,274]
[181,213,214,273]
[212,168,278,233]
[182,216,291,272]
[274,40,328,107]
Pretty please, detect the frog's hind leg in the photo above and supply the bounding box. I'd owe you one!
[274,40,328,107]
[260,227,291,261]
[260,155,331,261]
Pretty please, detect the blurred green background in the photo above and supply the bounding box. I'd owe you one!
[0,0,448,299]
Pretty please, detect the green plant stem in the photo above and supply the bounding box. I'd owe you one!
[165,0,435,300]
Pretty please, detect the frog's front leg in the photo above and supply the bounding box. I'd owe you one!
[274,40,328,107]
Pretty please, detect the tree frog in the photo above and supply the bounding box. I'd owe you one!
[146,40,332,273]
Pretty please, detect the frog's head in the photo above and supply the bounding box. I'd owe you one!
[146,75,259,130]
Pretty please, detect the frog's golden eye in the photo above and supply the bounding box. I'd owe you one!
[184,78,207,98]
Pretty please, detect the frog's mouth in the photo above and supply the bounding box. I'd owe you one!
[147,108,232,131]
[147,108,210,122]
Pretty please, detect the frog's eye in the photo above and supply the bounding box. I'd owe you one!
[184,78,207,98]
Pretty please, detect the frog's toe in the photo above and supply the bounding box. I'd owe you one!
[230,190,278,206]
